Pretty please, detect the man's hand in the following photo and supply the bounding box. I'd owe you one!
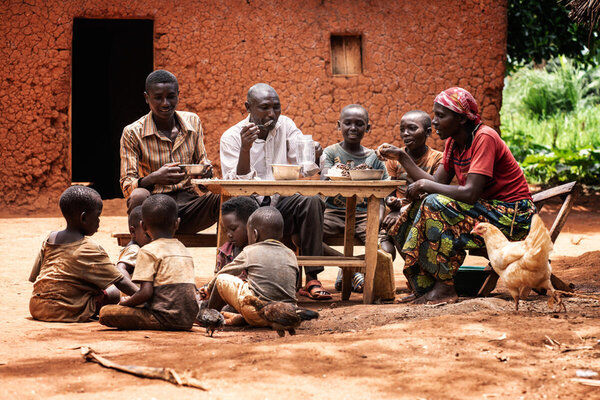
[376,143,402,161]
[144,162,186,186]
[199,164,213,179]
[381,210,401,231]
[314,141,323,162]
[240,123,260,152]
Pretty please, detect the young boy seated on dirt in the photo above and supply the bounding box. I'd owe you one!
[205,207,299,327]
[377,110,443,253]
[215,196,260,273]
[198,196,260,301]
[116,205,151,281]
[320,104,389,293]
[99,194,199,331]
[28,186,138,323]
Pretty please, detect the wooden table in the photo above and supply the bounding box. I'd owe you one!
[191,179,400,304]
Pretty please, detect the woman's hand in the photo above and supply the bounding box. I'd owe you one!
[406,179,430,202]
[376,143,402,161]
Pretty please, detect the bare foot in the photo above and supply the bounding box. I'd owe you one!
[222,312,247,326]
[413,281,458,305]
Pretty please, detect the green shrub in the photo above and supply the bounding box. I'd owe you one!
[502,57,600,186]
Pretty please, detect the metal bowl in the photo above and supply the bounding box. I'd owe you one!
[349,169,384,181]
[180,164,210,176]
[271,164,301,180]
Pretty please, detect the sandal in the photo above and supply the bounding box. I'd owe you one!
[334,270,364,293]
[298,280,333,300]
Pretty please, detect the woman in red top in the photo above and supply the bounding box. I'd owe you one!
[379,87,535,305]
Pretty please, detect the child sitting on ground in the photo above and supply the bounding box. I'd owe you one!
[198,196,260,301]
[29,186,138,322]
[215,196,260,273]
[99,194,199,330]
[377,110,443,252]
[205,207,299,327]
[116,205,151,281]
[321,104,389,293]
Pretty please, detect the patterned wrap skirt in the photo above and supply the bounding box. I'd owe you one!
[390,194,536,295]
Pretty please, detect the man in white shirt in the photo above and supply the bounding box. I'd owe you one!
[220,83,331,300]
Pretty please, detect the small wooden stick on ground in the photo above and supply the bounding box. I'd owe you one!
[80,347,208,391]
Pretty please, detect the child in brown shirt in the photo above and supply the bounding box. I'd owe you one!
[29,186,138,322]
[99,194,199,331]
[205,206,299,327]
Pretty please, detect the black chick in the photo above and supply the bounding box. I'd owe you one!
[196,302,225,337]
[242,295,319,337]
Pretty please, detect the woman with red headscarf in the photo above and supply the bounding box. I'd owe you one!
[378,87,535,305]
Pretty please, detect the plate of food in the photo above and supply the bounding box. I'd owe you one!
[348,164,384,180]
[325,163,352,180]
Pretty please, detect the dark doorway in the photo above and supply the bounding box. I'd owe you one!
[72,18,153,198]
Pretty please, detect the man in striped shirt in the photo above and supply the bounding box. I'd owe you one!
[119,70,219,233]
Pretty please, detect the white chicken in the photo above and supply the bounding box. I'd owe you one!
[470,214,565,312]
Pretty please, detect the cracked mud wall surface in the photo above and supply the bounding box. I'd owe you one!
[1,0,506,214]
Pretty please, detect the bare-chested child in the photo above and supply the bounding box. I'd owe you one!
[99,195,199,330]
[29,186,138,322]
[377,110,443,253]
[205,207,299,327]
[116,205,151,281]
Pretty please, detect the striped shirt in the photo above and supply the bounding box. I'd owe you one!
[120,111,209,197]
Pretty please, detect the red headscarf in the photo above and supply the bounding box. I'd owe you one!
[434,87,482,124]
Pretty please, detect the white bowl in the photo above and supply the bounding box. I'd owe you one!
[271,164,301,180]
[349,169,384,181]
[180,164,210,176]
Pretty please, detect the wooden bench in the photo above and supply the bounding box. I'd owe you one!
[114,231,366,250]
[475,181,581,296]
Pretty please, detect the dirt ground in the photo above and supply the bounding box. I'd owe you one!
[1,195,600,399]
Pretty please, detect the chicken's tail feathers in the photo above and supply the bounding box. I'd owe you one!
[526,214,553,257]
[296,308,319,321]
[242,295,266,310]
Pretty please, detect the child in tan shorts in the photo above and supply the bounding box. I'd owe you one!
[205,207,299,326]
[99,194,199,331]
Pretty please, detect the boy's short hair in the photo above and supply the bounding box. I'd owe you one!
[221,196,260,223]
[141,194,178,231]
[59,186,102,220]
[145,70,179,92]
[128,205,143,228]
[247,206,284,240]
[403,110,431,130]
[340,104,369,123]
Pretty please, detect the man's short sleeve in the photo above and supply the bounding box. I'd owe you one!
[468,133,496,178]
[131,248,158,282]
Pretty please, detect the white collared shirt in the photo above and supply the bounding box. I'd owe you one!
[220,115,303,180]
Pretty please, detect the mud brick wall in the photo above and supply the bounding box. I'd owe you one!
[1,0,507,214]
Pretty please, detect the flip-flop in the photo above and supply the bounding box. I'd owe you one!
[395,293,418,303]
[334,271,364,293]
[298,280,333,300]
